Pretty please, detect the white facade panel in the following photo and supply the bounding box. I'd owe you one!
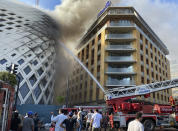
[0,0,60,105]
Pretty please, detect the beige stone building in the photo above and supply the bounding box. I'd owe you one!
[171,63,178,103]
[59,6,171,106]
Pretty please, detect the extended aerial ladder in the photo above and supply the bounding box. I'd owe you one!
[105,79,178,112]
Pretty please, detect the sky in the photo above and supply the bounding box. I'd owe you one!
[17,0,61,10]
[17,0,178,10]
[17,0,178,78]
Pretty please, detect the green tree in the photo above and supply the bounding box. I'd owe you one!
[56,95,65,105]
[0,72,17,87]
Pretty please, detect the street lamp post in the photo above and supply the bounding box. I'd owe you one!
[66,76,69,108]
[14,75,20,108]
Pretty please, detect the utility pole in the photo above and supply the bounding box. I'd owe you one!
[66,76,69,108]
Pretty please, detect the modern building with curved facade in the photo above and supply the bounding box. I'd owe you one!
[0,0,60,105]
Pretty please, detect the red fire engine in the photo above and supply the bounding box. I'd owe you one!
[105,78,178,130]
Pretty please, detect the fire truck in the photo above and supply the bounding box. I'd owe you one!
[105,78,178,130]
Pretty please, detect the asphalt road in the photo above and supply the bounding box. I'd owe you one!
[155,128,178,131]
[39,127,178,131]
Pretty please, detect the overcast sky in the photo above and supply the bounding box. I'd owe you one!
[17,0,178,78]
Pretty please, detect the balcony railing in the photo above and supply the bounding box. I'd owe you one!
[106,45,133,50]
[107,67,133,72]
[106,33,133,39]
[106,80,135,85]
[106,56,133,61]
[108,9,134,15]
[110,22,135,27]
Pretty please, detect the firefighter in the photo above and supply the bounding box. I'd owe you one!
[169,96,176,112]
[109,112,114,129]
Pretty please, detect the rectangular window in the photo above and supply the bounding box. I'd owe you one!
[82,49,84,61]
[37,68,44,76]
[98,33,101,41]
[97,54,101,61]
[155,57,157,62]
[86,45,89,59]
[18,59,24,65]
[155,47,157,53]
[157,93,159,100]
[92,39,95,46]
[153,92,155,98]
[33,85,41,99]
[141,55,143,61]
[11,53,16,57]
[33,60,38,66]
[24,66,31,75]
[155,66,158,71]
[19,82,30,99]
[45,62,48,67]
[141,66,144,72]
[150,44,152,49]
[146,49,148,54]
[146,59,149,64]
[147,69,149,75]
[140,34,143,40]
[141,77,144,84]
[152,72,154,78]
[0,59,7,65]
[29,74,37,86]
[140,44,143,50]
[41,77,47,87]
[97,66,100,73]
[159,68,161,73]
[156,74,158,80]
[151,53,153,59]
[145,39,148,45]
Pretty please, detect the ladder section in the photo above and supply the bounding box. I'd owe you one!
[105,79,178,100]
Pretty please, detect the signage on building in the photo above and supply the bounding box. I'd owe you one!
[97,1,111,18]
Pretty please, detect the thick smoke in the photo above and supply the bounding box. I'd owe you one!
[48,0,121,104]
[49,0,120,49]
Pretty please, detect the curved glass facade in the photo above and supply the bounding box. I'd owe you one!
[0,0,60,104]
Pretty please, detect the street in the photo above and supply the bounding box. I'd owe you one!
[37,128,178,131]
[155,128,178,131]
